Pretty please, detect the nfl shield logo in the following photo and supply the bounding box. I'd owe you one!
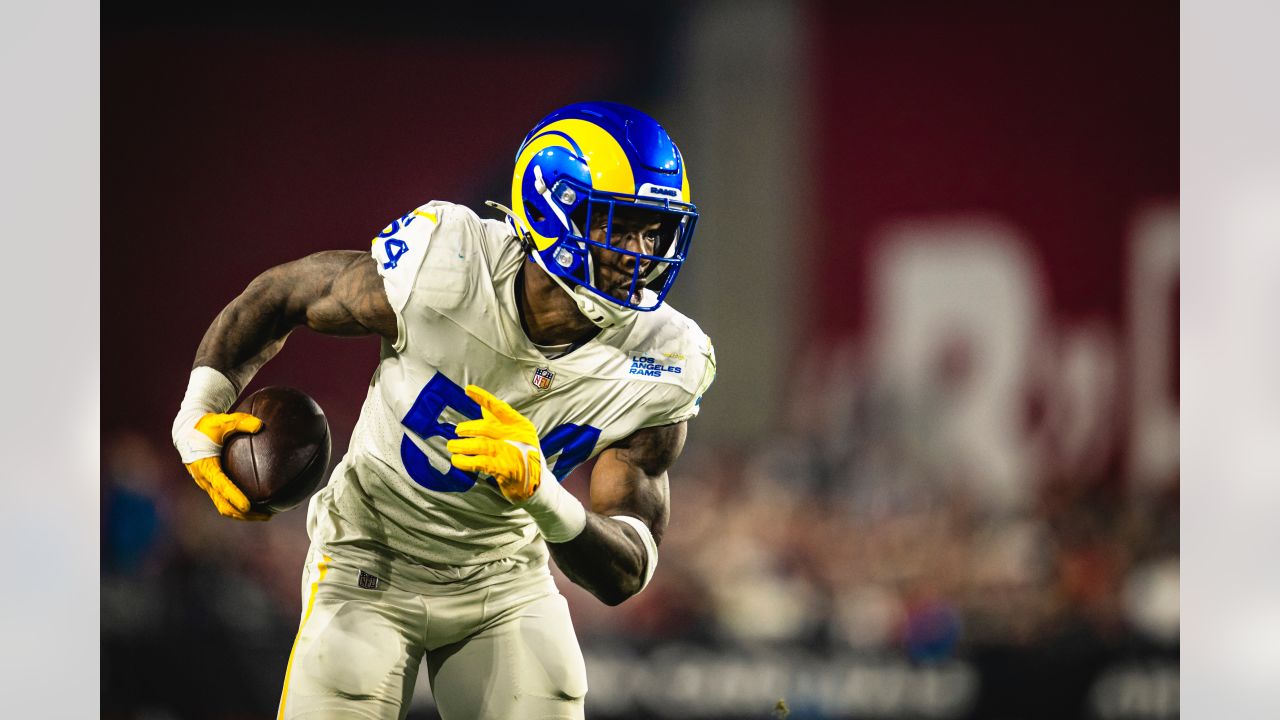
[532,367,555,390]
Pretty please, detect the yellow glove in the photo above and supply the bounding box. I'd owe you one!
[447,385,587,541]
[173,367,271,521]
[174,412,270,522]
[447,385,545,502]
[190,413,271,521]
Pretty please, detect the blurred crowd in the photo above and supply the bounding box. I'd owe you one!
[102,431,311,716]
[562,439,1179,658]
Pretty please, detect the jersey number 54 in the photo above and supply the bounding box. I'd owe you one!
[398,373,601,493]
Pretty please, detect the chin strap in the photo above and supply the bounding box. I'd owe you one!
[485,200,635,330]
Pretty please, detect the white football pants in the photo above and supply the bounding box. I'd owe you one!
[276,545,587,719]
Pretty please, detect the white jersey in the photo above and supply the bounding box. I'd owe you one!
[305,200,715,590]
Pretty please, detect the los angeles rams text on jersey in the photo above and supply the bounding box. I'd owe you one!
[627,355,684,378]
[303,201,715,593]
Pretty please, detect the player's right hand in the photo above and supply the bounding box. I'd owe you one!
[447,385,547,504]
[172,410,270,521]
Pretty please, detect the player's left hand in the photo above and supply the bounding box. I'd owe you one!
[447,385,545,503]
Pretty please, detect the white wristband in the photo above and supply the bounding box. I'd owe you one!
[610,515,659,593]
[180,366,240,413]
[171,367,241,463]
[518,461,587,543]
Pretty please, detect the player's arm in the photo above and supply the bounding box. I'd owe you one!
[193,250,397,386]
[174,251,396,520]
[544,422,682,606]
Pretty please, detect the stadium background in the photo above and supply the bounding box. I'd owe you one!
[102,3,1178,718]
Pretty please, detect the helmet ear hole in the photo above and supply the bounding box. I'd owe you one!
[528,204,546,223]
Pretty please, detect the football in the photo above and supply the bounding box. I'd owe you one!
[222,386,332,514]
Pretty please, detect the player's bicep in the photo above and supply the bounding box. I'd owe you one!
[590,422,686,544]
[269,251,396,340]
[320,251,397,340]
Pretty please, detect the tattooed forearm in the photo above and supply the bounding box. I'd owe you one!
[547,422,686,605]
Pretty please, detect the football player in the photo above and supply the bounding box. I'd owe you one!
[171,102,715,719]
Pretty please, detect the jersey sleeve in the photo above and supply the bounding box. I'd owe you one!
[629,325,715,430]
[665,332,716,424]
[371,201,448,351]
[371,200,509,352]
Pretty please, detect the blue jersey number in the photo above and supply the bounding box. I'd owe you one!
[381,238,409,270]
[399,372,602,493]
[378,209,424,270]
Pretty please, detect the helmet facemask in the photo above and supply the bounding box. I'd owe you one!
[546,179,697,312]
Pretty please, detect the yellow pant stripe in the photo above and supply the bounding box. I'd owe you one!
[277,553,331,720]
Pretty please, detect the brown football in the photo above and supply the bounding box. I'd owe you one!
[222,386,331,514]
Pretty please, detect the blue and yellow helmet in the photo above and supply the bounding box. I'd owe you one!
[503,102,698,325]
